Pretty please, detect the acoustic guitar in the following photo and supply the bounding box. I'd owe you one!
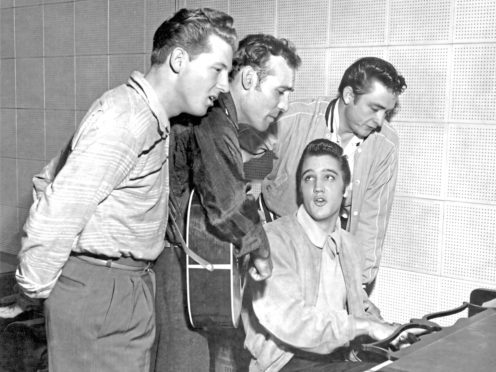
[185,189,247,330]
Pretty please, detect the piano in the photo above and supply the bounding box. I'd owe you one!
[362,294,496,372]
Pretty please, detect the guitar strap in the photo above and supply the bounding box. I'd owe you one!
[166,194,214,271]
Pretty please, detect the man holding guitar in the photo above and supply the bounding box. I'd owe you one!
[152,34,301,371]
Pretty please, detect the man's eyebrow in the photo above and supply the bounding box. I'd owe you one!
[279,85,295,92]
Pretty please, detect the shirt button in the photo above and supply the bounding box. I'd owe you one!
[357,148,362,153]
[353,211,359,216]
[355,180,360,185]
[325,133,332,139]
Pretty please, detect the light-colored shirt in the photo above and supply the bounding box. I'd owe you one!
[16,71,170,299]
[239,96,399,284]
[243,206,375,372]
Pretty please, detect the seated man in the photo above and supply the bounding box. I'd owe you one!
[242,139,399,372]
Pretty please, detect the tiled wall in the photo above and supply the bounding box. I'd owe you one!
[1,0,495,325]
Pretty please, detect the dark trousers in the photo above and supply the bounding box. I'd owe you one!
[151,246,210,372]
[45,256,155,372]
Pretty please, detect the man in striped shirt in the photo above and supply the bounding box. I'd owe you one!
[12,8,236,372]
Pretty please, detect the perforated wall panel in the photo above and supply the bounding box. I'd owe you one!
[389,0,451,44]
[327,48,386,96]
[454,0,496,41]
[0,158,17,207]
[44,2,74,57]
[394,122,445,197]
[443,203,496,283]
[145,0,176,53]
[329,0,386,46]
[109,0,145,55]
[17,109,44,161]
[45,57,75,110]
[388,47,448,121]
[437,277,496,326]
[383,198,441,274]
[230,0,275,38]
[291,49,328,101]
[109,54,146,89]
[446,125,496,202]
[75,0,108,56]
[0,109,16,157]
[184,0,229,13]
[75,56,109,111]
[0,205,18,255]
[45,110,76,160]
[277,0,329,47]
[371,267,439,324]
[451,45,496,121]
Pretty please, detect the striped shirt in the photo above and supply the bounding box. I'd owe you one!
[16,71,170,299]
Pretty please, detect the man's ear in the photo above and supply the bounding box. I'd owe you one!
[343,86,354,105]
[241,66,258,90]
[169,47,188,74]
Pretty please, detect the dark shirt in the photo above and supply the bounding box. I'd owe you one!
[168,92,270,257]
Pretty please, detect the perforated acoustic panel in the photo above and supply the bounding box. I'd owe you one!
[371,267,439,325]
[230,0,275,39]
[443,203,496,283]
[277,0,329,47]
[0,205,19,255]
[75,56,109,111]
[329,0,386,46]
[291,49,328,101]
[454,0,496,41]
[183,0,229,14]
[327,48,386,96]
[388,47,449,121]
[383,198,441,274]
[394,122,445,197]
[109,54,146,89]
[389,0,451,44]
[451,45,496,121]
[446,125,496,202]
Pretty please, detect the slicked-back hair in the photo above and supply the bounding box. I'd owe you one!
[230,34,301,84]
[338,57,407,99]
[150,8,237,66]
[295,139,351,206]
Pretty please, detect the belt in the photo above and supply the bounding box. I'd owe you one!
[71,253,152,271]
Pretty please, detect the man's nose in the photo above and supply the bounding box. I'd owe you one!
[217,70,229,93]
[375,111,387,127]
[278,92,290,112]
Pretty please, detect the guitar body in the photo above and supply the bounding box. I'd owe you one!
[186,189,245,330]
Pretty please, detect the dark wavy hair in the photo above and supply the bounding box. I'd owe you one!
[338,57,407,98]
[230,34,301,84]
[150,8,237,65]
[295,139,351,206]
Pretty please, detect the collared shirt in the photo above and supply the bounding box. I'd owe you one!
[16,71,170,299]
[238,96,399,284]
[169,92,270,257]
[328,98,363,181]
[243,207,374,372]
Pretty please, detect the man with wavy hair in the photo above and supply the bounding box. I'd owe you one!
[152,33,301,371]
[12,8,236,372]
[246,57,407,292]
